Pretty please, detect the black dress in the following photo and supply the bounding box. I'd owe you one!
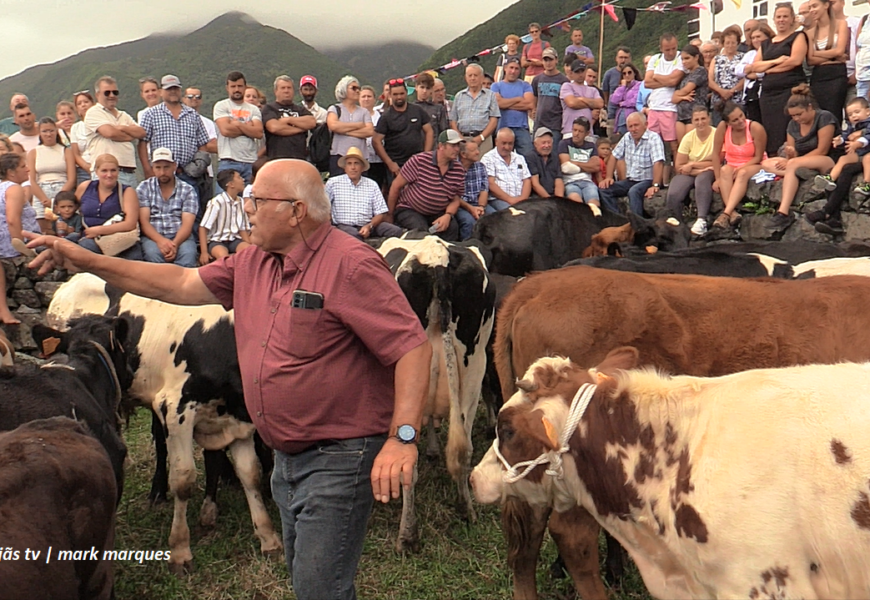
[759,32,809,158]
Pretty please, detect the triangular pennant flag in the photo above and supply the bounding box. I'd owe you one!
[689,2,708,8]
[603,4,619,21]
[560,21,573,32]
[541,27,554,38]
[623,7,638,29]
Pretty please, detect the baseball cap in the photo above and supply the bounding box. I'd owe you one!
[439,130,464,145]
[300,75,318,88]
[542,47,558,60]
[151,148,175,163]
[571,60,588,73]
[160,75,182,89]
[505,56,521,65]
[534,127,554,140]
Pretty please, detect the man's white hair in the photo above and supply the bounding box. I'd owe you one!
[466,63,485,77]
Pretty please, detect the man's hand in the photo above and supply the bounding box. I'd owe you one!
[431,214,451,232]
[199,252,211,266]
[599,178,614,189]
[371,438,418,503]
[470,206,485,220]
[359,224,372,238]
[387,160,401,177]
[644,186,657,199]
[22,233,85,276]
[156,237,176,260]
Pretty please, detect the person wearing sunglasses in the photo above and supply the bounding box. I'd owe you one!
[326,75,373,177]
[27,157,432,600]
[82,76,146,188]
[521,22,552,82]
[609,63,643,134]
[214,71,264,186]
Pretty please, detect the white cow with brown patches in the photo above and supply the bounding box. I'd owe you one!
[472,349,870,599]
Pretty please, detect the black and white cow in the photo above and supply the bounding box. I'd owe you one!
[47,274,281,574]
[470,198,690,277]
[375,236,496,552]
[0,315,130,501]
[565,248,797,278]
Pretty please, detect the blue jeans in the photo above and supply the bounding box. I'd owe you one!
[564,179,601,203]
[598,178,652,215]
[140,237,198,267]
[488,199,512,212]
[858,80,870,100]
[271,435,386,600]
[456,204,497,240]
[218,159,253,184]
[509,127,533,158]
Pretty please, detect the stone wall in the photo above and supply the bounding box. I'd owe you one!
[647,171,870,243]
[1,257,68,354]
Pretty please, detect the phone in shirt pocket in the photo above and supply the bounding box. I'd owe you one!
[292,290,323,310]
[288,291,326,361]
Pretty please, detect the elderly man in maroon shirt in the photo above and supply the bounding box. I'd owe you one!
[26,159,432,600]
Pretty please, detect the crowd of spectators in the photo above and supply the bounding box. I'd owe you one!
[2,2,870,290]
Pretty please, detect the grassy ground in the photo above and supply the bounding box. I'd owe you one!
[113,408,653,600]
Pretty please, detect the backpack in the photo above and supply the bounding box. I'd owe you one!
[308,104,341,173]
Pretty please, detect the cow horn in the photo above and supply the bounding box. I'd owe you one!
[516,378,538,393]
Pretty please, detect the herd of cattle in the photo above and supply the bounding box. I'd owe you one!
[3,196,870,599]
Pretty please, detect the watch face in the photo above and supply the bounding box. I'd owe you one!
[397,424,416,442]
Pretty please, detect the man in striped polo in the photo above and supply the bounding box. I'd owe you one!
[387,130,465,241]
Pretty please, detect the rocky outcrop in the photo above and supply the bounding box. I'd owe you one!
[1,256,67,354]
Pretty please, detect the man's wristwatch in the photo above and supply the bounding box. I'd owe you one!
[478,134,485,143]
[652,183,661,189]
[395,425,418,444]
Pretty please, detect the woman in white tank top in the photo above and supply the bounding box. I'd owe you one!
[25,117,75,231]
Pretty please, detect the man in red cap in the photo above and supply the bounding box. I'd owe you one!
[299,75,327,125]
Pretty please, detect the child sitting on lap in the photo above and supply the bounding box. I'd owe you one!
[198,169,251,265]
[52,191,83,243]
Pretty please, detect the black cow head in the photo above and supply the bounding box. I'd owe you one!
[628,210,691,253]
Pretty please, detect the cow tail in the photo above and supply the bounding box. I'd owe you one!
[493,286,518,406]
[439,268,469,482]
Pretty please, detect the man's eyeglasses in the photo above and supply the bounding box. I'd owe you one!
[103,90,120,97]
[185,94,202,100]
[248,197,299,213]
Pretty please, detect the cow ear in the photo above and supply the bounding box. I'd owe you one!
[112,316,130,349]
[31,324,67,358]
[594,346,639,376]
[541,416,560,450]
[516,378,539,393]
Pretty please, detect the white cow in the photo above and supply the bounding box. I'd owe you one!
[472,349,870,599]
[48,273,281,574]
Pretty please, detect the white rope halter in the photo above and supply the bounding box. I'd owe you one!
[493,382,598,483]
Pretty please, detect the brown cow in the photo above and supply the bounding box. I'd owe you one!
[493,266,870,600]
[580,223,634,258]
[0,417,117,600]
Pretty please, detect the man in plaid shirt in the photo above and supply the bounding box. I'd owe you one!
[138,75,211,201]
[598,112,665,215]
[137,148,200,266]
[456,138,491,240]
[325,147,403,240]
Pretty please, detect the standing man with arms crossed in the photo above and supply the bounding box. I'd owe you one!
[491,58,536,157]
[26,158,431,600]
[214,71,264,184]
[644,33,684,180]
[262,76,316,160]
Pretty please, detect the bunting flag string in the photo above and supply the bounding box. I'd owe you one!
[401,1,708,82]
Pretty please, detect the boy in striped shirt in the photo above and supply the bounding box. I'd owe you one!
[198,169,251,265]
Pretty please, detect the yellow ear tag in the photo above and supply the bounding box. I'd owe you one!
[596,372,613,384]
[542,416,559,449]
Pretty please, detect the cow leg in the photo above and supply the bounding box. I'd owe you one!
[604,531,626,587]
[395,463,419,553]
[164,402,197,575]
[548,506,609,600]
[227,437,283,557]
[425,420,440,458]
[149,410,169,504]
[451,345,488,523]
[200,450,223,529]
[503,497,551,600]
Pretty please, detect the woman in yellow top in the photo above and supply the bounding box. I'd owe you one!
[666,106,716,236]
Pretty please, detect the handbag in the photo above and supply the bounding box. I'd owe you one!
[94,184,140,256]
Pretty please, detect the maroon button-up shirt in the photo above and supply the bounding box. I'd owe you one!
[199,222,427,454]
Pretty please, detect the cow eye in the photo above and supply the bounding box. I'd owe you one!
[499,427,514,442]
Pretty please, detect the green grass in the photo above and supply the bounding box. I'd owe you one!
[113,408,653,600]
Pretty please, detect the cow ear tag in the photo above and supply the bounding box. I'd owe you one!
[42,337,61,357]
[541,416,559,450]
[596,372,613,384]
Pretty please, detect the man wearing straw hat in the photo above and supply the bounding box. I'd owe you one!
[325,147,403,240]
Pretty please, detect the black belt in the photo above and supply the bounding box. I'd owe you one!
[462,130,483,137]
[118,167,135,173]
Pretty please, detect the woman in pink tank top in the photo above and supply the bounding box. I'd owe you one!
[711,102,768,229]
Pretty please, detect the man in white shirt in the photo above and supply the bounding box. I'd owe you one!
[480,128,532,210]
[83,76,146,188]
[213,71,263,184]
[299,75,328,125]
[9,104,38,152]
[644,33,684,163]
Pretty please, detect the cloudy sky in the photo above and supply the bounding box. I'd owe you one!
[0,0,514,80]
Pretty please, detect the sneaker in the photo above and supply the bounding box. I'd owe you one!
[765,211,795,230]
[690,218,707,236]
[855,183,870,198]
[814,217,843,235]
[805,209,828,224]
[711,213,732,229]
[814,174,837,192]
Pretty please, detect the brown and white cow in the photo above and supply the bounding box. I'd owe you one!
[492,266,870,600]
[473,350,870,599]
